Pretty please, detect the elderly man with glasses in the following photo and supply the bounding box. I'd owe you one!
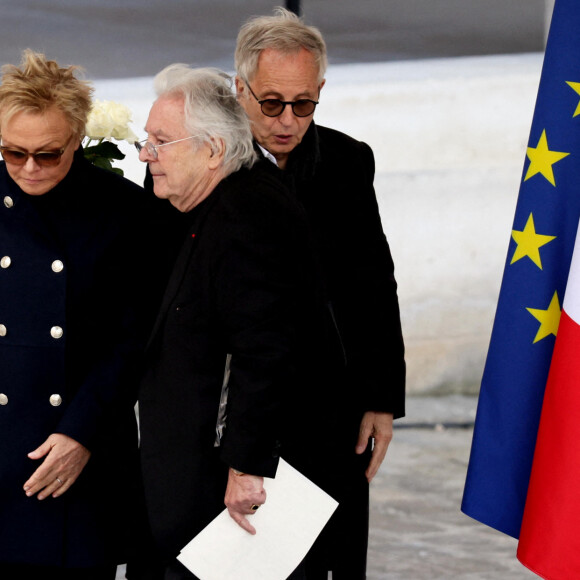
[235,8,406,580]
[130,65,315,580]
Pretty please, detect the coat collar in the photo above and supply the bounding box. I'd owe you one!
[144,173,237,351]
[0,146,88,206]
[254,121,321,183]
[286,120,321,181]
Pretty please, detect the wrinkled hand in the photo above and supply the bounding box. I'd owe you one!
[355,411,394,483]
[24,433,91,500]
[224,468,266,535]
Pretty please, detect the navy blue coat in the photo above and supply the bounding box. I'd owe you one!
[0,149,176,568]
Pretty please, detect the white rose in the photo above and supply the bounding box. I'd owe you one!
[85,100,137,143]
[104,101,131,126]
[111,123,138,144]
[85,101,115,139]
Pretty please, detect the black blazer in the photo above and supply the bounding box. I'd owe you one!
[270,123,405,437]
[260,123,406,577]
[138,162,313,556]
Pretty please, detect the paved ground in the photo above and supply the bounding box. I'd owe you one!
[367,396,535,579]
[115,396,537,579]
[0,0,545,80]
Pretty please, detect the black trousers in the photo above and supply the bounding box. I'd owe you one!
[0,563,117,580]
[127,557,306,580]
[301,446,371,580]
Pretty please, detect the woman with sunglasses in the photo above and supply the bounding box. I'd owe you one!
[0,50,178,580]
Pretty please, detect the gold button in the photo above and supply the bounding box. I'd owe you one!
[3,196,13,208]
[49,394,62,407]
[0,324,6,337]
[51,260,64,273]
[50,326,63,339]
[0,394,7,405]
[0,256,10,269]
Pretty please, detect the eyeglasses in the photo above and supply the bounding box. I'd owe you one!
[0,135,74,167]
[135,135,201,160]
[245,81,319,118]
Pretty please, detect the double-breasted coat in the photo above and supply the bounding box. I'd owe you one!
[137,162,314,560]
[0,149,174,568]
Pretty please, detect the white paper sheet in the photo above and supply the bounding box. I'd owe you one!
[177,458,338,580]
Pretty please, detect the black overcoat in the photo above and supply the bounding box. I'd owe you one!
[262,123,406,578]
[138,163,313,559]
[0,150,173,568]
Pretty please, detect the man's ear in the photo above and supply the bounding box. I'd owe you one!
[208,137,225,169]
[234,76,245,98]
[319,78,326,93]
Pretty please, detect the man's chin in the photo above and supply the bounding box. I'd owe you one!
[152,176,168,197]
[152,187,169,200]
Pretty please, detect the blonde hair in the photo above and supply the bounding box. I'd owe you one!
[0,49,93,138]
[235,6,327,83]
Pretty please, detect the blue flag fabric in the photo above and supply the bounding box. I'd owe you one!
[462,0,580,539]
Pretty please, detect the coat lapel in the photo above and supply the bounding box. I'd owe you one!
[145,192,217,350]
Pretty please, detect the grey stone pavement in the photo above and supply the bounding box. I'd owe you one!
[115,395,537,579]
[365,396,535,580]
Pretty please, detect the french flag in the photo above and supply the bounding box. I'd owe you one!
[517,222,580,578]
[462,1,580,576]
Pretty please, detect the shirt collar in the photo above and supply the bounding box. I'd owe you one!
[257,144,279,167]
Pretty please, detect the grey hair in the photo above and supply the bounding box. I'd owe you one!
[235,6,327,83]
[153,65,257,175]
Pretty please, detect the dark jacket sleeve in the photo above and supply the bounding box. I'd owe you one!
[214,171,310,477]
[341,140,405,416]
[292,125,406,419]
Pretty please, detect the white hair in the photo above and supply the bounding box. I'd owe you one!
[154,65,257,175]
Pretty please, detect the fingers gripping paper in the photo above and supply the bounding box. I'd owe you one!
[177,459,338,580]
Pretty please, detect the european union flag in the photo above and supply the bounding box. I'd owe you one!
[462,0,580,540]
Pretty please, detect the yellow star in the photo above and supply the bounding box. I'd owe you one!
[524,129,569,186]
[511,213,556,269]
[566,81,580,117]
[527,291,561,343]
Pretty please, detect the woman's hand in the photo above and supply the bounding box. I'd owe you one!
[24,433,91,500]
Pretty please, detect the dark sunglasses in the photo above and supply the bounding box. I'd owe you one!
[0,136,73,167]
[245,81,319,118]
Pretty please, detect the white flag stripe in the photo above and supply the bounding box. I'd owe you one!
[562,219,580,324]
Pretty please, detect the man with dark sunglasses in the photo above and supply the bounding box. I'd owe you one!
[235,8,406,580]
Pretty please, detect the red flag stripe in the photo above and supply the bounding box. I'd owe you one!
[518,307,580,578]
